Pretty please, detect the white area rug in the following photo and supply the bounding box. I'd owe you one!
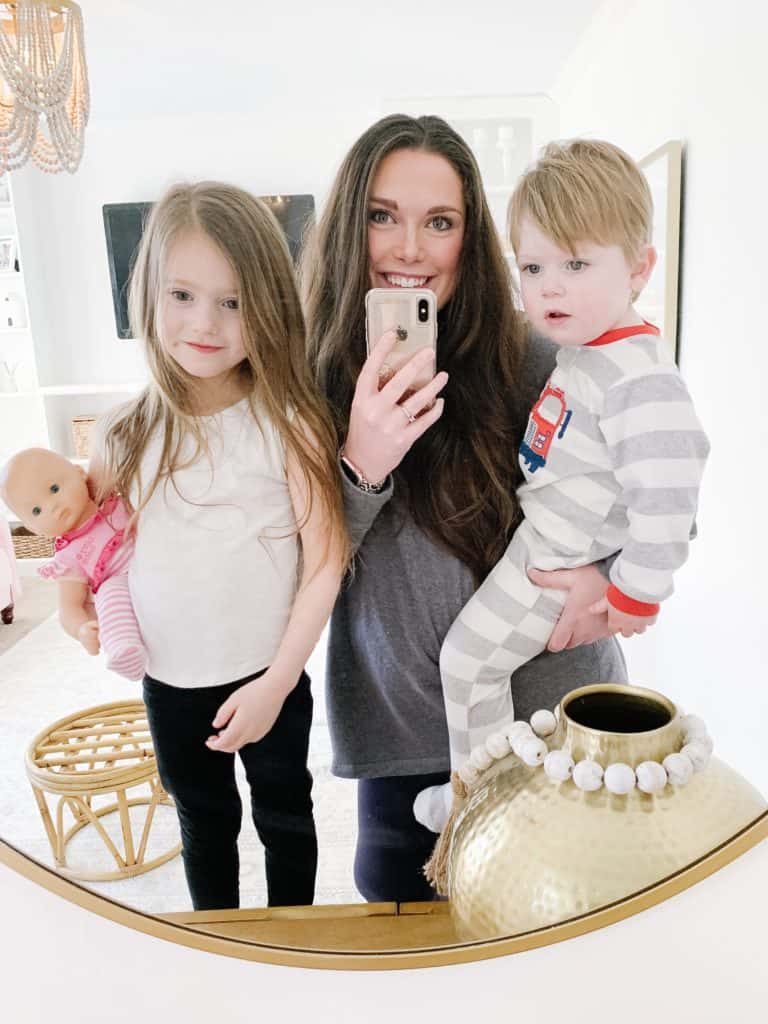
[0,613,361,912]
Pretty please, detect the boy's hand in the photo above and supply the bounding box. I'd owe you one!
[77,620,100,655]
[205,675,290,754]
[589,597,657,637]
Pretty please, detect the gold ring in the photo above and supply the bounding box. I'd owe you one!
[401,405,417,425]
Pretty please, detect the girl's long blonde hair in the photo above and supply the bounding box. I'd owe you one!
[101,181,348,564]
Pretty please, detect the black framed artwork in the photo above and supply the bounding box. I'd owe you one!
[103,194,315,339]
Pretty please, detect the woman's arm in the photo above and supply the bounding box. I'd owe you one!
[342,329,448,483]
[334,329,449,550]
[206,429,348,753]
[339,463,393,550]
[527,563,658,649]
[527,564,619,651]
[58,578,100,655]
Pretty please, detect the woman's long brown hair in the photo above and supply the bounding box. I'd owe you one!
[100,181,349,566]
[302,114,533,583]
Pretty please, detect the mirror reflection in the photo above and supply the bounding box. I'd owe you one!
[1,0,766,955]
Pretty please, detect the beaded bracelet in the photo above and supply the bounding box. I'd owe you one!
[458,710,713,795]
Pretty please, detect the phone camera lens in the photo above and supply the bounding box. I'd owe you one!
[417,299,429,323]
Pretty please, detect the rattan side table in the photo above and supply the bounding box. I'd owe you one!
[25,700,181,882]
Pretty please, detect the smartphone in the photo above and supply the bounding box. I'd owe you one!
[365,288,437,400]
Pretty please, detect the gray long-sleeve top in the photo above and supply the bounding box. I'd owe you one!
[327,334,628,778]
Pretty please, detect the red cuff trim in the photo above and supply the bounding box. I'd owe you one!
[607,584,660,617]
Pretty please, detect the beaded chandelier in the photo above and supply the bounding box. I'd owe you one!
[0,1,89,174]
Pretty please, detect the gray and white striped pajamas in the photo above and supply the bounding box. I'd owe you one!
[441,328,709,770]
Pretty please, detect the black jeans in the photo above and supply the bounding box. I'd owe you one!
[143,668,317,911]
[354,771,450,903]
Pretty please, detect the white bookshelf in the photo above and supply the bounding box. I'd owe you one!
[0,172,144,562]
[0,172,47,537]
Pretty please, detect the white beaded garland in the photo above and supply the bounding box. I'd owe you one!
[512,734,535,758]
[604,762,637,795]
[681,741,710,772]
[662,752,694,786]
[573,760,604,792]
[518,737,548,767]
[469,745,494,771]
[485,732,511,759]
[530,709,557,737]
[679,714,707,738]
[455,706,712,796]
[689,733,714,756]
[506,722,533,749]
[543,749,574,782]
[636,760,668,794]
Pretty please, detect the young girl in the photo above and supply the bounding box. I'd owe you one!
[91,182,349,911]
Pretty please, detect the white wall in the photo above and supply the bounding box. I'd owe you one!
[551,0,768,788]
[3,841,768,1022]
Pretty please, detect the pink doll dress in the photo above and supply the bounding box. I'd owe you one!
[39,495,146,680]
[39,493,133,590]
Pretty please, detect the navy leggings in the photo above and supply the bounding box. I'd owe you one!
[143,668,317,911]
[354,771,450,903]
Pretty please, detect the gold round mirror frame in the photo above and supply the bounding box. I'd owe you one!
[1,814,766,971]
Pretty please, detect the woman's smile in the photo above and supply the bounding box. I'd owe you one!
[368,148,465,310]
[379,273,431,288]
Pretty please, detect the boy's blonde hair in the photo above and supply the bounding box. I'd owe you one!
[508,139,653,261]
[100,181,348,564]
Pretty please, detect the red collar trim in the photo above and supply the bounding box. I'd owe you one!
[585,321,660,347]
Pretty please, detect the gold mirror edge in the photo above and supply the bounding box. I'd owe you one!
[1,811,766,972]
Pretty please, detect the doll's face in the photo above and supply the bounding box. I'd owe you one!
[2,449,95,538]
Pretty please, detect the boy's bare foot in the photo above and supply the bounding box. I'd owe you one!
[1,603,14,625]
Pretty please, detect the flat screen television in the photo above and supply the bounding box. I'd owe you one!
[103,194,315,339]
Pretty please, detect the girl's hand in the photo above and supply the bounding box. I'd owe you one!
[589,597,658,638]
[205,675,289,754]
[528,565,614,652]
[343,330,449,483]
[77,620,100,656]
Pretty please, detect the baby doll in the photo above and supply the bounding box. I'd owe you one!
[0,447,146,680]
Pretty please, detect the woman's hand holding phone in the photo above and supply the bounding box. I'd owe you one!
[344,330,448,483]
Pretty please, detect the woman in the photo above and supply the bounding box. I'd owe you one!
[302,114,629,902]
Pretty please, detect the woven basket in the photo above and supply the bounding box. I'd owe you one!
[71,415,97,459]
[11,526,54,559]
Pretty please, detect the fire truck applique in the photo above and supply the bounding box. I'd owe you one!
[519,384,572,473]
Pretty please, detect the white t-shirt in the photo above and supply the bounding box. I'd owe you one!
[102,398,298,687]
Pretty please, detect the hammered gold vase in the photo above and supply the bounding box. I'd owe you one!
[449,684,767,941]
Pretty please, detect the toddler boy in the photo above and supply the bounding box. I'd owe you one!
[416,139,709,832]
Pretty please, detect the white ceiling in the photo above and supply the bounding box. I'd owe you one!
[78,0,607,120]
